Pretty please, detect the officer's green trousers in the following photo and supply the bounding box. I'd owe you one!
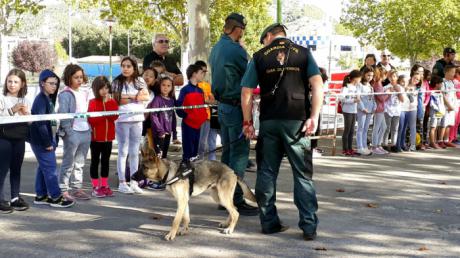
[218,103,250,205]
[256,120,318,234]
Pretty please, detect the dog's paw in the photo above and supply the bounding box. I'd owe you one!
[221,227,234,235]
[164,232,176,241]
[178,227,189,236]
[219,222,229,228]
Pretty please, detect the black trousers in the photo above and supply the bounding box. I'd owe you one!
[342,112,356,151]
[0,138,25,200]
[90,141,112,179]
[154,134,171,159]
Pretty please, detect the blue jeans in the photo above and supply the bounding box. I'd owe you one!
[397,110,417,150]
[31,144,62,199]
[218,103,249,205]
[198,120,218,160]
[356,111,372,149]
[181,122,200,161]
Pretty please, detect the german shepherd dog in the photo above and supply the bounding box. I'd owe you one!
[141,148,257,241]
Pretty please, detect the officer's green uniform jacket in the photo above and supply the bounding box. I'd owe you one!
[209,34,248,101]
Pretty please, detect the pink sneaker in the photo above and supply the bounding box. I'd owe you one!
[91,187,106,198]
[372,147,384,155]
[102,186,114,197]
[378,147,389,154]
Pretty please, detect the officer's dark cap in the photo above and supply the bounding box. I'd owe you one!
[225,13,246,29]
[444,47,456,55]
[260,23,287,44]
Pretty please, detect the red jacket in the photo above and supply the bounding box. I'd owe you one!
[87,98,119,142]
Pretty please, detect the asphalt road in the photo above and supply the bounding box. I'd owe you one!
[1,145,459,257]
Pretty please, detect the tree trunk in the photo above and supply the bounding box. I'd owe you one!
[409,53,417,68]
[187,0,210,66]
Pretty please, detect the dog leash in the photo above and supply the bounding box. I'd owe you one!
[161,131,245,187]
[201,131,245,157]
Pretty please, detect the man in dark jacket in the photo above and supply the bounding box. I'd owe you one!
[432,47,456,78]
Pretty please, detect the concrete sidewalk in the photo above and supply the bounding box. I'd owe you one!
[1,147,459,257]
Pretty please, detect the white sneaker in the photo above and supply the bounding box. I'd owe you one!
[130,181,144,194]
[118,183,134,194]
[362,148,372,155]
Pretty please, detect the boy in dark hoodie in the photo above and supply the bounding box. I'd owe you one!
[29,70,74,208]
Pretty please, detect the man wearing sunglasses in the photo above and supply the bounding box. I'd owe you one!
[209,13,259,216]
[377,50,395,86]
[241,23,323,241]
[143,34,184,86]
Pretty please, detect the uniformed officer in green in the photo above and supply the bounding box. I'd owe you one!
[241,23,324,240]
[209,13,259,216]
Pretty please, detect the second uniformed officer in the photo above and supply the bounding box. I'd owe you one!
[209,13,259,216]
[241,23,324,240]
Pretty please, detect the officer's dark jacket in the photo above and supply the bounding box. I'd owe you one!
[253,38,311,121]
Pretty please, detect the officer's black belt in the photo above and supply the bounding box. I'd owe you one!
[220,98,241,106]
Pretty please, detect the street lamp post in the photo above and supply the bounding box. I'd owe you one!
[105,17,116,81]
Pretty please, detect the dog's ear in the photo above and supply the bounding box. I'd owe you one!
[148,147,158,161]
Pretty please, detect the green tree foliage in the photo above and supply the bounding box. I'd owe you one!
[341,0,460,65]
[72,0,273,56]
[12,40,57,73]
[54,41,68,60]
[0,0,44,34]
[333,22,352,36]
[209,0,273,55]
[1,1,45,80]
[60,25,152,59]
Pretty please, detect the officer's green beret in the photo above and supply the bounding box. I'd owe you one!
[225,13,246,29]
[260,23,287,44]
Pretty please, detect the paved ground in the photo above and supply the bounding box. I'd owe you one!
[1,144,459,257]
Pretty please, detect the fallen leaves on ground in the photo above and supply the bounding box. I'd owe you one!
[366,203,378,208]
[314,247,327,251]
[152,214,164,220]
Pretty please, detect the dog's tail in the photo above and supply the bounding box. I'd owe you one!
[237,177,257,203]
